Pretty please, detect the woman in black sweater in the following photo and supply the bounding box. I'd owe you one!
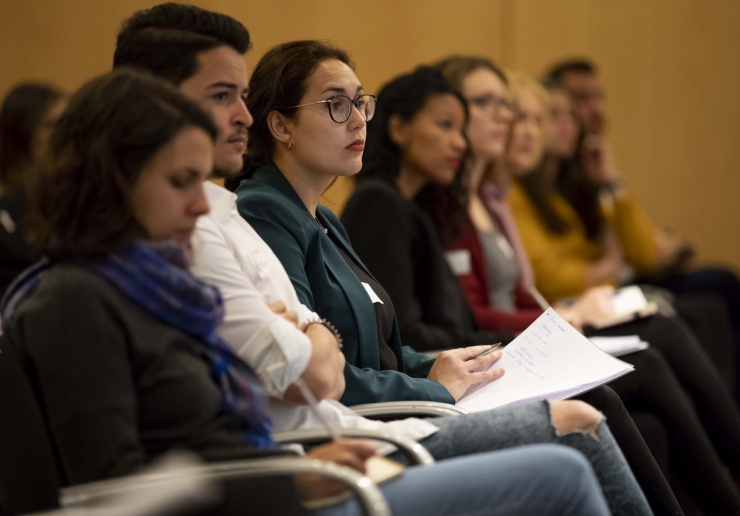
[342,67,513,352]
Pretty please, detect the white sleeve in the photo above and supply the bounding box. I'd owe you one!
[190,219,312,399]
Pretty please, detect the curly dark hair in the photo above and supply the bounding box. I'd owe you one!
[224,40,353,191]
[0,83,65,193]
[359,66,466,183]
[358,66,468,248]
[33,68,217,261]
[114,2,251,85]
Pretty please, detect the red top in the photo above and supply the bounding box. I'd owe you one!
[449,214,543,333]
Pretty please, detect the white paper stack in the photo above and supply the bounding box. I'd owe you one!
[457,309,634,413]
[588,335,649,357]
[591,286,659,329]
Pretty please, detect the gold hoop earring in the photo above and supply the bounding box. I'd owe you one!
[288,140,293,151]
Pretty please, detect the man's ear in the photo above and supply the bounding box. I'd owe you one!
[267,110,293,146]
[387,114,409,147]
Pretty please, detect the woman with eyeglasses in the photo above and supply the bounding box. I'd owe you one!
[226,40,653,515]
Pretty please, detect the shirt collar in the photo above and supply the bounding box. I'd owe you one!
[204,181,237,224]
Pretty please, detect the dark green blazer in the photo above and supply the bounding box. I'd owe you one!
[234,164,454,406]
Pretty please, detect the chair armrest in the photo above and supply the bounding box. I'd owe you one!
[60,457,391,516]
[350,401,468,419]
[273,428,435,466]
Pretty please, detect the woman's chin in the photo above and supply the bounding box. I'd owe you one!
[336,160,363,177]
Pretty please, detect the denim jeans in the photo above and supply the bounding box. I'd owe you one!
[315,444,610,516]
[418,400,651,516]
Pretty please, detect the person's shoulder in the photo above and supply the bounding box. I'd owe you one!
[234,179,305,224]
[344,178,408,218]
[354,178,404,203]
[11,264,125,333]
[34,264,120,307]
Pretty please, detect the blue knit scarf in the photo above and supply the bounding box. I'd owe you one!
[2,240,273,449]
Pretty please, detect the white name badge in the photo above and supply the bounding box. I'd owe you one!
[444,250,472,276]
[362,282,384,304]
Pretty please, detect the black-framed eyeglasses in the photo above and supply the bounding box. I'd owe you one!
[287,94,377,123]
[466,94,517,116]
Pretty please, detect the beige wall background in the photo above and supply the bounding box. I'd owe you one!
[1,0,738,269]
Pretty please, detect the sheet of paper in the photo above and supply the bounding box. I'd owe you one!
[457,309,633,413]
[611,286,648,316]
[588,335,650,357]
[590,286,658,329]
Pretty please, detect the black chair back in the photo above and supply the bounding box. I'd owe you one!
[0,335,61,515]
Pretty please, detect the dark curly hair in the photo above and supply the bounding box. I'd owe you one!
[359,66,466,183]
[114,2,251,85]
[33,68,217,261]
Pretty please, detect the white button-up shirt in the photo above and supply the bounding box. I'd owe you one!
[190,182,438,443]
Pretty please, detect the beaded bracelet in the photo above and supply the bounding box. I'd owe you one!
[306,318,344,349]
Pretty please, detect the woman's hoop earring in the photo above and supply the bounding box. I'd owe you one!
[288,140,293,151]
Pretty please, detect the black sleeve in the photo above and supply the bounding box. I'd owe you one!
[13,272,148,485]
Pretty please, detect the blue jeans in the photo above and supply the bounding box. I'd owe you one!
[315,444,609,516]
[418,400,650,516]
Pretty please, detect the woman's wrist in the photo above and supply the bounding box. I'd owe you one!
[305,318,343,349]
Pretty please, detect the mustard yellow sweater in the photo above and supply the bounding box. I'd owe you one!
[507,182,658,301]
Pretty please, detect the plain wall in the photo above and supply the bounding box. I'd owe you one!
[1,0,737,269]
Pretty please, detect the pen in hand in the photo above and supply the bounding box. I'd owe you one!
[467,342,502,361]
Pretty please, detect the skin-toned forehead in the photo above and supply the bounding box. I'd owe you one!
[517,89,542,117]
[462,68,508,97]
[302,59,362,100]
[181,45,249,93]
[145,126,214,178]
[419,93,466,120]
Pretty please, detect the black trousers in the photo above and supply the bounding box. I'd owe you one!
[656,266,740,399]
[674,292,735,389]
[590,315,740,515]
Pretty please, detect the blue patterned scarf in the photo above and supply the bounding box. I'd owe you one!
[2,240,273,449]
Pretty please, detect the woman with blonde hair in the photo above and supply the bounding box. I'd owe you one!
[497,68,740,515]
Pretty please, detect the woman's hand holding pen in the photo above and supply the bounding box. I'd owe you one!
[427,345,505,401]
